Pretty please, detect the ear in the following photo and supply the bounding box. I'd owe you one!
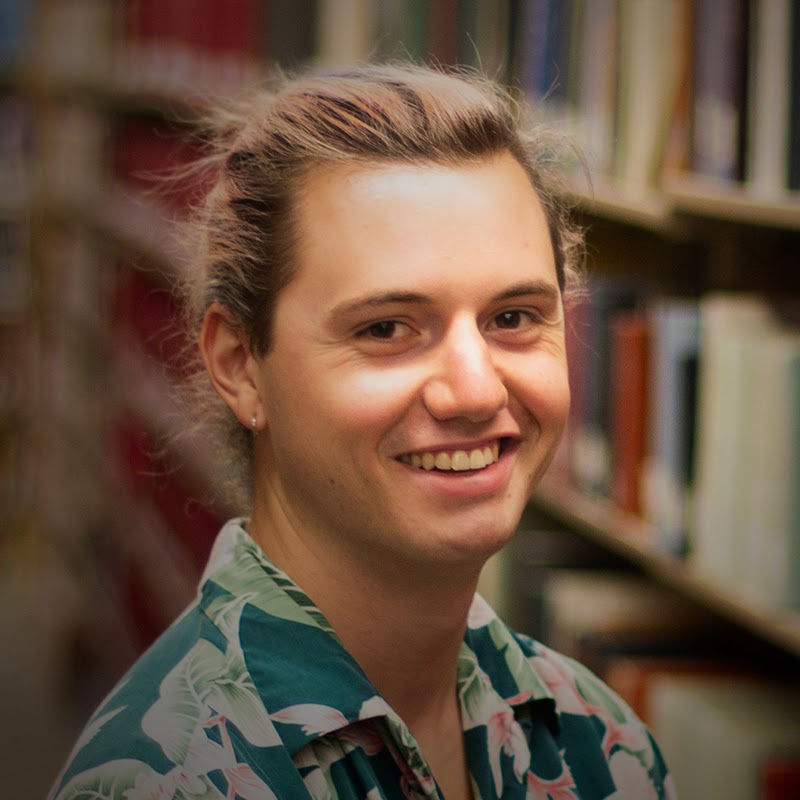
[200,303,263,430]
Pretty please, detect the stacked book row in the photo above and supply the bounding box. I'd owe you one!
[4,1,797,202]
[557,283,800,610]
[519,0,800,198]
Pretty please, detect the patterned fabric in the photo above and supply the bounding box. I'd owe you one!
[50,519,675,800]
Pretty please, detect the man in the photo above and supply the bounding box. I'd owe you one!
[51,64,673,800]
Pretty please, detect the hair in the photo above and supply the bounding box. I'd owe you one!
[178,61,586,512]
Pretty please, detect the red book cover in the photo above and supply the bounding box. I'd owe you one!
[610,309,649,514]
[761,757,800,800]
[113,116,206,215]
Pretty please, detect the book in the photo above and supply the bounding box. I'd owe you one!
[690,294,776,587]
[640,297,700,556]
[574,0,618,178]
[265,0,318,68]
[315,0,376,66]
[613,0,681,193]
[650,675,800,800]
[190,0,264,87]
[789,0,800,190]
[660,0,694,177]
[746,0,792,196]
[569,279,640,497]
[470,0,513,78]
[761,756,800,800]
[112,116,206,217]
[690,0,750,182]
[739,329,800,608]
[113,413,224,576]
[609,309,649,515]
[516,0,564,104]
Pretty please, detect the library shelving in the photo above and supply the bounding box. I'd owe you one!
[3,1,800,797]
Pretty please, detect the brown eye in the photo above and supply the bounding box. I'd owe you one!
[494,310,524,329]
[365,320,398,339]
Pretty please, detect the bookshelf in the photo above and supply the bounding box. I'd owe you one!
[533,477,800,662]
[2,1,800,796]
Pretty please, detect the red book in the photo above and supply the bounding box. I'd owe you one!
[761,757,800,800]
[610,309,649,514]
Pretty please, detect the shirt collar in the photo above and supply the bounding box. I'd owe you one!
[199,520,558,754]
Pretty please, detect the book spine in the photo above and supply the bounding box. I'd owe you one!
[610,310,649,515]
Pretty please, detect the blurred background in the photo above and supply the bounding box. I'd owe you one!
[1,1,800,798]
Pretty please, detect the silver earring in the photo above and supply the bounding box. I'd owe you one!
[251,414,258,436]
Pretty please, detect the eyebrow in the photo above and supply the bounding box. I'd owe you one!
[327,280,560,323]
[494,280,561,303]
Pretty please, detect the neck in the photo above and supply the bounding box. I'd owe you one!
[247,501,483,724]
[330,574,477,723]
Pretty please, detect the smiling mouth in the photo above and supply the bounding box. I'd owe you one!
[398,440,503,472]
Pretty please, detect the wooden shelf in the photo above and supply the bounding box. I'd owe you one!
[567,173,800,235]
[566,178,685,236]
[531,479,800,661]
[664,173,800,231]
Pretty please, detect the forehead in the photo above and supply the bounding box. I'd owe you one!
[285,154,557,306]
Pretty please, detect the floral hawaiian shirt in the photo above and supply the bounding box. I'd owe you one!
[49,519,675,799]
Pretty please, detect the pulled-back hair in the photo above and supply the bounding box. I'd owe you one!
[180,62,584,511]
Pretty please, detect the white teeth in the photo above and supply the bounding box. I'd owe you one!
[469,449,486,469]
[451,451,471,471]
[400,441,502,472]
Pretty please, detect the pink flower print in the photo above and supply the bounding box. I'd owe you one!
[338,721,387,756]
[601,718,652,761]
[534,655,605,719]
[526,760,579,800]
[486,705,531,794]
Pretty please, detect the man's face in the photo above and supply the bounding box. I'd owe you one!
[253,153,569,575]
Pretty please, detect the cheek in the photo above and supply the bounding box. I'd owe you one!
[268,361,424,441]
[516,355,571,425]
[327,366,424,425]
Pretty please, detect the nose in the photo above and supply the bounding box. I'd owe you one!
[422,319,508,423]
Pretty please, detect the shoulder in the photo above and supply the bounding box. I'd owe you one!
[48,600,289,800]
[516,632,676,798]
[49,604,206,797]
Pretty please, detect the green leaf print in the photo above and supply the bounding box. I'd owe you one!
[203,592,252,643]
[142,639,280,765]
[204,656,282,747]
[488,620,530,684]
[211,534,335,636]
[457,652,492,726]
[569,658,628,724]
[52,760,153,800]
